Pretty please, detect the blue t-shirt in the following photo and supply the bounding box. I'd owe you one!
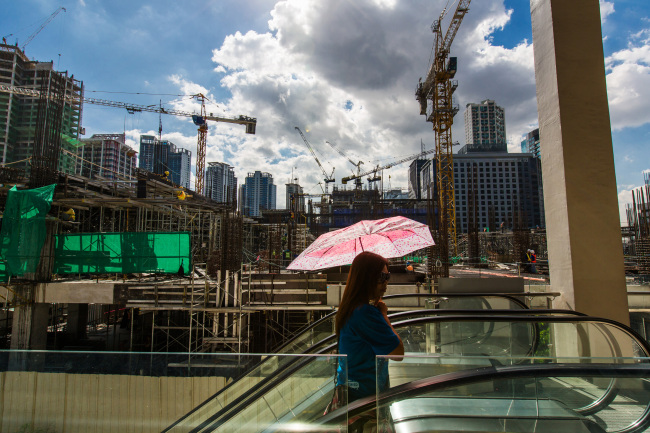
[336,304,401,399]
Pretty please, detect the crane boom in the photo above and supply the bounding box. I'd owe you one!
[21,7,66,50]
[440,1,471,60]
[0,85,257,133]
[325,140,363,170]
[342,147,436,184]
[295,127,335,192]
[417,0,471,112]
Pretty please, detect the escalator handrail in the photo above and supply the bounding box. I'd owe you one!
[383,293,530,309]
[193,314,650,432]
[389,308,587,321]
[318,363,650,433]
[273,310,337,354]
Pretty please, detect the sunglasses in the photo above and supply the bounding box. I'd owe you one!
[379,271,391,282]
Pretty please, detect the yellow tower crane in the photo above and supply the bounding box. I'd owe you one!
[415,0,471,276]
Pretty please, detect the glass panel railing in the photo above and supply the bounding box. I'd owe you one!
[370,355,650,433]
[0,350,252,433]
[0,350,346,433]
[193,354,345,433]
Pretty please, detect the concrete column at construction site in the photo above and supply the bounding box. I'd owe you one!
[10,285,49,349]
[67,303,89,342]
[530,0,628,324]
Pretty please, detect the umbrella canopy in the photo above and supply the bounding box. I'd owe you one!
[287,216,434,271]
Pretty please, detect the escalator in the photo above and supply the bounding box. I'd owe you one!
[168,313,649,432]
[164,294,531,432]
[317,363,650,433]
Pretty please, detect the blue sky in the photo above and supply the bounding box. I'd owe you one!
[2,0,649,221]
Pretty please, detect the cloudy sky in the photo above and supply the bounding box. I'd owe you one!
[3,0,649,221]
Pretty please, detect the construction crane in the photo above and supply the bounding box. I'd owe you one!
[295,127,335,193]
[17,7,66,51]
[325,140,364,191]
[341,147,438,185]
[0,85,256,194]
[415,0,471,271]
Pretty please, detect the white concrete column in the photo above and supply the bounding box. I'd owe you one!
[530,0,628,323]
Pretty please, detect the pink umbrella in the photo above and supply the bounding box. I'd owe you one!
[287,216,434,271]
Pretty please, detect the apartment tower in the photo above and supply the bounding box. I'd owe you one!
[205,162,237,204]
[241,171,276,217]
[463,100,506,153]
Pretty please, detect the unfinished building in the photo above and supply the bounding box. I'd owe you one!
[0,43,83,178]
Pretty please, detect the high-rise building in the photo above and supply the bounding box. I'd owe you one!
[462,100,506,153]
[77,134,137,180]
[0,43,83,176]
[138,135,191,189]
[421,152,544,232]
[168,148,191,189]
[286,182,304,213]
[241,171,276,217]
[238,184,246,215]
[205,162,237,204]
[521,128,540,158]
[408,159,427,200]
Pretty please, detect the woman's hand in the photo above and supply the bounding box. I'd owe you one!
[374,299,388,316]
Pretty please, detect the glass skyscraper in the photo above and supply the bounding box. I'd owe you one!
[241,171,276,217]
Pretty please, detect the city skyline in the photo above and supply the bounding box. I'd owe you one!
[3,0,649,220]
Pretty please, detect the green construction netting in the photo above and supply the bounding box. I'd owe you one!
[53,232,191,275]
[0,184,56,282]
[60,132,84,148]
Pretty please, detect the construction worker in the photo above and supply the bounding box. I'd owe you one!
[61,208,76,222]
[529,250,537,274]
[526,249,537,274]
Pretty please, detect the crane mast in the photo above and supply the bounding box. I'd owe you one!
[194,93,208,195]
[295,127,335,193]
[415,0,471,276]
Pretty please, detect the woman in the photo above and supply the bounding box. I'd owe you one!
[335,251,404,402]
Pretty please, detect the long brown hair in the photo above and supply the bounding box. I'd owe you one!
[335,251,388,338]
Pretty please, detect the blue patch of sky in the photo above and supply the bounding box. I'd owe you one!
[487,0,533,49]
[602,2,650,57]
[612,124,650,186]
[279,148,298,158]
[345,100,354,110]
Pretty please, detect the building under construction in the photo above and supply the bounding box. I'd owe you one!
[0,43,83,179]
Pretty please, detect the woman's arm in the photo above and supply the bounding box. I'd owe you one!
[375,300,404,359]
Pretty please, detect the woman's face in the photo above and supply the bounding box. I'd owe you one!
[372,264,389,301]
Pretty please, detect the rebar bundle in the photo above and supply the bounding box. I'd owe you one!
[30,71,65,188]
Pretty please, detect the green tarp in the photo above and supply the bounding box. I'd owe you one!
[60,132,84,148]
[0,184,56,281]
[53,232,191,275]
